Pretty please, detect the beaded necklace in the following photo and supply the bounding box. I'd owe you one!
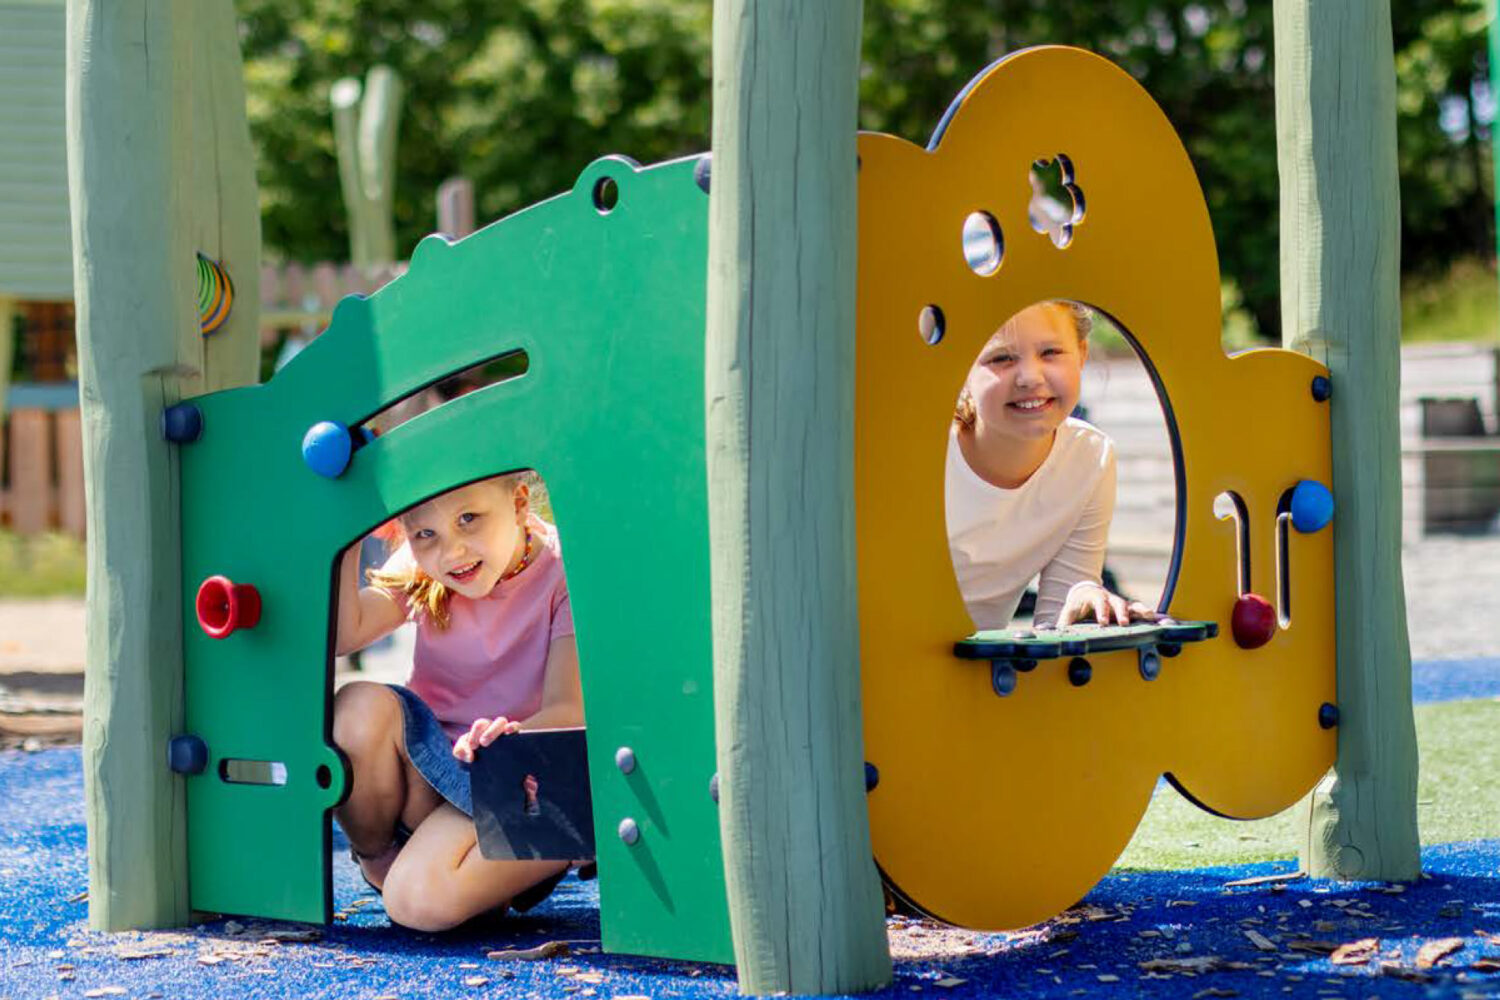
[499,527,535,582]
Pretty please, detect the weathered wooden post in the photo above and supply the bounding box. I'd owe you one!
[1274,0,1421,881]
[67,0,260,929]
[436,177,476,240]
[331,66,403,272]
[704,1,892,993]
[0,296,14,418]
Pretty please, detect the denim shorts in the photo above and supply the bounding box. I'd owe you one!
[382,686,577,915]
[389,685,473,817]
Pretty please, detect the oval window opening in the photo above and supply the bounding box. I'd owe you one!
[961,211,1005,276]
[945,301,1179,629]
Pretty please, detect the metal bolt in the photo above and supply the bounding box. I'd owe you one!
[614,746,636,775]
[991,661,1018,697]
[1068,657,1093,687]
[1138,647,1161,681]
[618,817,640,846]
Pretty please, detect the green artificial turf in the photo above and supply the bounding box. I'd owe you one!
[1116,698,1500,870]
[0,530,86,597]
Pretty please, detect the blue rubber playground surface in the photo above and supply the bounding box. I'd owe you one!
[4,661,1499,999]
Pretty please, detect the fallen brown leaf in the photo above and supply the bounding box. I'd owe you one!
[1222,872,1305,888]
[1244,930,1277,952]
[1329,938,1379,965]
[1139,956,1252,974]
[1414,937,1464,969]
[1378,962,1432,983]
[1285,940,1340,956]
[488,941,571,961]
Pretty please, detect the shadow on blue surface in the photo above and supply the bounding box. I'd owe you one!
[4,748,1498,999]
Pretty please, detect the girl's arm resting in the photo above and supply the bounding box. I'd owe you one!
[334,543,407,656]
[518,635,584,730]
[1034,456,1116,626]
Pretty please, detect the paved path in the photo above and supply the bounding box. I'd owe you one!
[4,535,1496,682]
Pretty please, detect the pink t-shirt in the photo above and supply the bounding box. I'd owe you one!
[382,516,575,741]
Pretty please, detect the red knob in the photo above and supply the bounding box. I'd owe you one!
[1230,593,1276,650]
[196,576,262,638]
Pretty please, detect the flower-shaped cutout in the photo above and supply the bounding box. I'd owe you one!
[1028,154,1087,248]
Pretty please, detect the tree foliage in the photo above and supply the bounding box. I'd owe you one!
[238,0,1495,340]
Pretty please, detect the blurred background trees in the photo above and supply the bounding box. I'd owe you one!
[237,0,1497,342]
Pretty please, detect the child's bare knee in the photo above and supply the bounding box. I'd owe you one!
[382,870,463,932]
[332,682,399,757]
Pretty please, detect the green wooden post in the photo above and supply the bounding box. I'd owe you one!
[1491,3,1500,266]
[0,295,14,419]
[1274,0,1421,881]
[704,1,892,993]
[67,0,260,930]
[331,66,403,271]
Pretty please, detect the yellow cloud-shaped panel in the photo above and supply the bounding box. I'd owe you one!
[855,46,1335,929]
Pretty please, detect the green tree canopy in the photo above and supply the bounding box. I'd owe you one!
[238,0,1494,340]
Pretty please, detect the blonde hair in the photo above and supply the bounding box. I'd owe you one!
[954,301,1092,429]
[366,471,536,630]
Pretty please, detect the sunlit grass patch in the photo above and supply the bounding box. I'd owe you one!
[1117,698,1500,870]
[0,530,86,597]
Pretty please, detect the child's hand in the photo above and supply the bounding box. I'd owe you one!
[452,716,523,762]
[1058,583,1160,627]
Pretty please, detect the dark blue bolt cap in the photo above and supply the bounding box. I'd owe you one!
[161,403,203,443]
[1068,657,1093,687]
[168,734,208,775]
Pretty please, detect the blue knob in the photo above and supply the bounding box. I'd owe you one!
[1290,479,1334,533]
[161,403,203,443]
[168,734,208,775]
[302,420,353,478]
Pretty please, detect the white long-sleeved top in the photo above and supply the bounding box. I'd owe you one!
[946,417,1117,628]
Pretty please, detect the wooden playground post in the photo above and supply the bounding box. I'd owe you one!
[1274,0,1422,881]
[704,0,893,993]
[67,0,261,930]
[331,66,404,272]
[0,295,13,419]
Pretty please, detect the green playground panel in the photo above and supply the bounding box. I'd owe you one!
[179,154,733,963]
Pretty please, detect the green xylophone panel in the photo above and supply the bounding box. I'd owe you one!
[179,155,733,963]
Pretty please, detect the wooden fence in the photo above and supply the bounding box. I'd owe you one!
[0,261,404,536]
[4,287,1498,545]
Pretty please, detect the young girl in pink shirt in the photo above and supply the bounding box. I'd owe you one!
[333,472,581,932]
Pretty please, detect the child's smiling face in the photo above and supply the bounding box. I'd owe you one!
[965,303,1087,444]
[402,480,528,599]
